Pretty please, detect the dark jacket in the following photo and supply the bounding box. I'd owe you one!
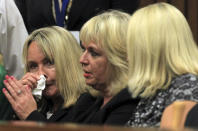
[70,88,139,125]
[26,88,139,126]
[26,93,96,122]
[14,0,139,33]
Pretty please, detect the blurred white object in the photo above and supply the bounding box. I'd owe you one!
[32,75,46,99]
[0,0,28,79]
[70,31,79,44]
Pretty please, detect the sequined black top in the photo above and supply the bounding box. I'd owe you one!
[127,74,198,127]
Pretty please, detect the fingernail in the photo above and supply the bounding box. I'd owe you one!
[2,88,6,92]
[11,76,14,80]
[4,80,7,83]
[5,75,9,79]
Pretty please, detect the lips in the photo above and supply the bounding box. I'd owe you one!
[83,70,91,77]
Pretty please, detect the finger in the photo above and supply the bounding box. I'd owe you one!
[11,76,27,95]
[20,74,39,89]
[21,73,39,81]
[25,85,33,97]
[2,88,16,106]
[4,79,21,100]
[6,76,22,96]
[20,79,35,88]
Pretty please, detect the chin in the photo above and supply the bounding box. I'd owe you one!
[43,86,58,98]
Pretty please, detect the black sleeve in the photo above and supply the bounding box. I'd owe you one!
[26,110,47,122]
[111,0,140,14]
[185,104,198,128]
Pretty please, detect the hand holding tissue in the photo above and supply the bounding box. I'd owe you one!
[32,75,46,99]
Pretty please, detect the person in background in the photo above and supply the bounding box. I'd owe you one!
[69,10,139,125]
[0,54,15,120]
[14,0,139,33]
[126,2,198,127]
[0,0,28,79]
[3,26,89,122]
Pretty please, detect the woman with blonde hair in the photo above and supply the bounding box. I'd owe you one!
[126,2,198,127]
[70,10,139,125]
[3,26,88,122]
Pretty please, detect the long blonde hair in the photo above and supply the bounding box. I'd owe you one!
[23,26,88,107]
[80,10,130,96]
[127,2,198,98]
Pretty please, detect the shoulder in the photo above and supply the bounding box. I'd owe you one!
[165,74,198,104]
[104,88,139,110]
[76,92,97,105]
[168,74,198,93]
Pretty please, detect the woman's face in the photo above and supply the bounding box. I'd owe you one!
[80,42,110,91]
[27,41,58,98]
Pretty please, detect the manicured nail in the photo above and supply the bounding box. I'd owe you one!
[2,88,6,92]
[5,75,9,79]
[11,76,14,80]
[4,80,7,83]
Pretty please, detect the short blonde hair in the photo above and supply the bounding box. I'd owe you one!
[80,10,130,96]
[23,26,88,107]
[127,2,198,98]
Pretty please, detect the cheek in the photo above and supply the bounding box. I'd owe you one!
[45,68,56,80]
[93,61,109,79]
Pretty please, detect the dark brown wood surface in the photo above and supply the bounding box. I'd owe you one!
[138,0,198,43]
[0,121,196,131]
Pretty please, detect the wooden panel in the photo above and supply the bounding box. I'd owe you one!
[170,0,185,14]
[139,0,155,7]
[0,122,195,131]
[157,0,168,2]
[186,0,198,43]
[137,0,198,43]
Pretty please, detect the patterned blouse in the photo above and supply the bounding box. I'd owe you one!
[127,74,198,127]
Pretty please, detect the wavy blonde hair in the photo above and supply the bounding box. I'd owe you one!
[80,10,130,96]
[23,26,88,107]
[127,2,198,98]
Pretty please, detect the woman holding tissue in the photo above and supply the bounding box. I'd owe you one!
[3,26,89,122]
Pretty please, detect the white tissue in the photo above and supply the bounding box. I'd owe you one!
[32,75,46,99]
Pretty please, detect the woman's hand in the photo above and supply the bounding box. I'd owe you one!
[3,75,37,120]
[19,73,40,90]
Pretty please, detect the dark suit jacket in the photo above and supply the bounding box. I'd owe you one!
[70,88,139,125]
[15,0,139,33]
[185,104,198,128]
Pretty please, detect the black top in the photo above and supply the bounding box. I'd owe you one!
[71,88,139,125]
[26,87,139,125]
[185,104,198,128]
[14,0,139,33]
[26,93,96,122]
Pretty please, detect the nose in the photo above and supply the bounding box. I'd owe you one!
[37,66,47,78]
[80,52,88,66]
